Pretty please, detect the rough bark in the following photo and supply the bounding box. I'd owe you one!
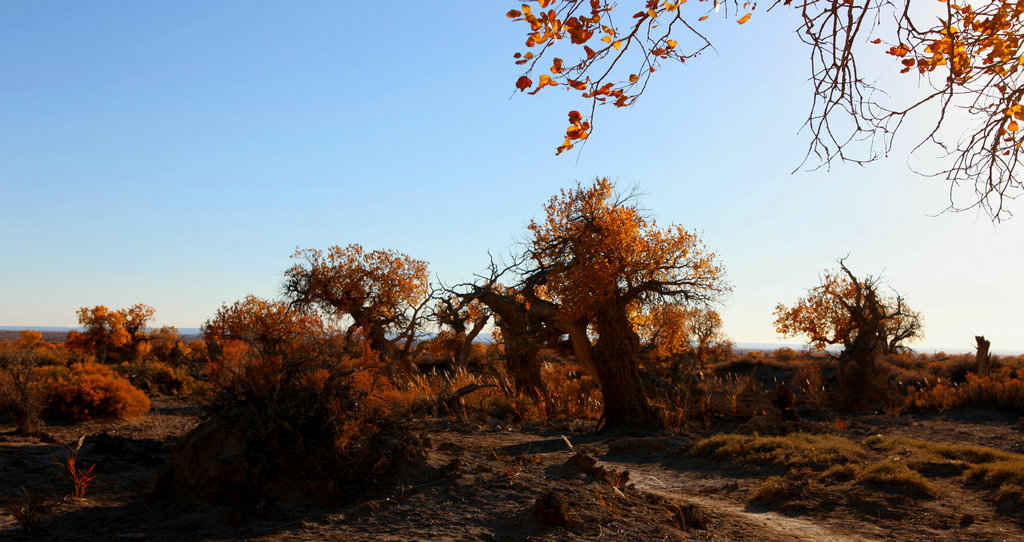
[591,301,659,430]
[975,335,991,377]
[503,335,547,399]
[467,289,548,398]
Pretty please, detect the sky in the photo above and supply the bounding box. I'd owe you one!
[2,2,1022,353]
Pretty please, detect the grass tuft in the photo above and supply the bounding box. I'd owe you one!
[859,460,937,497]
[691,432,864,473]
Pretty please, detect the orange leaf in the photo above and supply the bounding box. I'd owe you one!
[507,9,522,18]
[737,13,751,24]
[698,15,709,21]
[667,39,677,49]
[1010,121,1020,132]
[516,76,532,91]
[870,38,881,44]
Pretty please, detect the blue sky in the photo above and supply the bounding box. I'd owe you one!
[2,2,1022,353]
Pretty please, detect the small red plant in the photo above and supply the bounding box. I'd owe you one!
[63,436,96,499]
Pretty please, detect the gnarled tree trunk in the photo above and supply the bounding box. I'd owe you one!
[591,301,659,429]
[503,334,546,399]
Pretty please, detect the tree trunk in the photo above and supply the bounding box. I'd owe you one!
[503,334,545,399]
[592,301,659,430]
[455,316,488,369]
[975,335,991,377]
[837,332,882,409]
[363,322,409,375]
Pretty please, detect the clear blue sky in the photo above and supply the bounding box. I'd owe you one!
[2,2,1022,353]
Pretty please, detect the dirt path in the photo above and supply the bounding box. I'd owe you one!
[613,461,883,542]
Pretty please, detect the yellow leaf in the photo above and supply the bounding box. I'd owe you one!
[667,39,677,49]
[613,40,622,50]
[737,13,751,24]
[602,35,612,43]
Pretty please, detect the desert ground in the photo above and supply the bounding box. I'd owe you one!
[3,393,1023,542]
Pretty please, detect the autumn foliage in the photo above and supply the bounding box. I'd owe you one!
[773,263,923,354]
[507,0,741,153]
[508,0,1024,217]
[45,361,150,421]
[154,288,427,503]
[65,304,155,363]
[284,244,430,374]
[773,260,923,407]
[525,178,729,427]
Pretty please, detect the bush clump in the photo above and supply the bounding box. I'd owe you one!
[45,361,150,421]
[155,313,428,504]
[116,360,194,396]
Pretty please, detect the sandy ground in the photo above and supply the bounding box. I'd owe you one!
[2,398,1023,541]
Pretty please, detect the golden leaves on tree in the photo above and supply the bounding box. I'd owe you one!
[527,178,727,322]
[507,0,756,154]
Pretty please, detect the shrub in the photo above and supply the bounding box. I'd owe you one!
[45,361,150,421]
[910,367,1024,414]
[2,489,56,535]
[0,347,51,434]
[156,332,426,504]
[116,360,194,396]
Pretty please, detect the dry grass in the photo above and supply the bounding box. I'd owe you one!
[2,489,56,535]
[691,433,865,473]
[864,434,1024,504]
[858,460,937,496]
[753,476,795,502]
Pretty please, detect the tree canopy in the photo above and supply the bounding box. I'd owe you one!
[773,259,924,353]
[508,0,1024,218]
[283,244,430,373]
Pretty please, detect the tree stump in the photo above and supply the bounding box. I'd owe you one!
[975,336,991,377]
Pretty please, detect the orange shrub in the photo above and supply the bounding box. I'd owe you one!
[911,367,1024,413]
[46,362,150,421]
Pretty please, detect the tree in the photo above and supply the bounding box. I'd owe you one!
[527,178,729,428]
[283,244,430,374]
[773,258,923,406]
[121,303,156,362]
[507,0,1024,218]
[65,304,154,363]
[453,261,570,398]
[202,296,323,361]
[147,326,193,367]
[638,303,730,374]
[428,295,491,370]
[14,329,52,352]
